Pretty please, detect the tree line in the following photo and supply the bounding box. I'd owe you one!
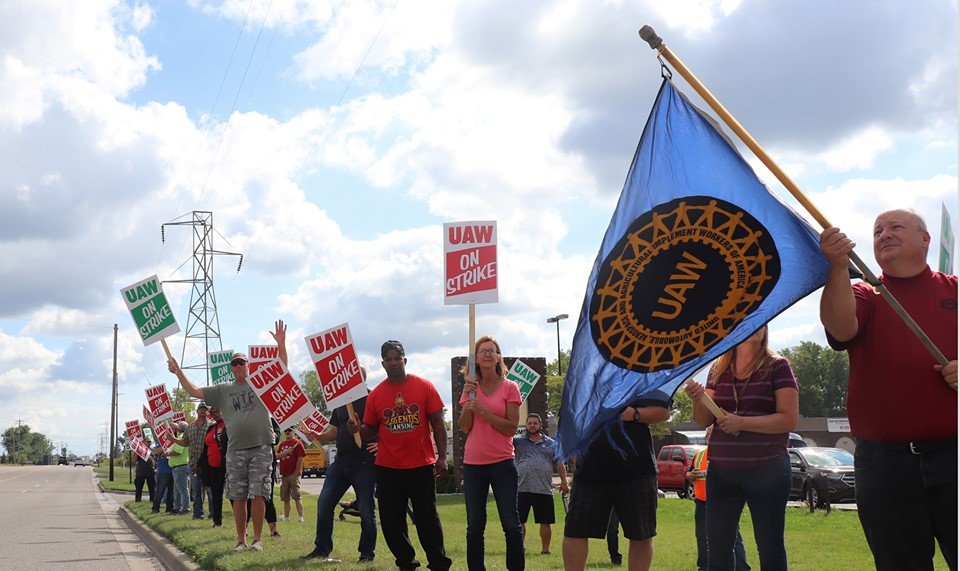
[544,340,850,424]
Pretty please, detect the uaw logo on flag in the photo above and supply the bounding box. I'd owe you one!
[589,196,780,372]
[558,79,841,459]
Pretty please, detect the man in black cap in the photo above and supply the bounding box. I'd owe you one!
[353,340,451,570]
[176,402,212,519]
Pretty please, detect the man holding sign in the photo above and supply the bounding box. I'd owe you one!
[302,367,378,564]
[167,320,288,553]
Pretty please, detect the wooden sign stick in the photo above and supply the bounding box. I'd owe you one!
[346,402,363,447]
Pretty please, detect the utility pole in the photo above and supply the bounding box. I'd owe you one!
[109,323,118,481]
[13,419,23,464]
[162,211,241,386]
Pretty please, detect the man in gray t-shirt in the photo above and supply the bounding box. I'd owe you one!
[513,413,568,555]
[167,319,289,553]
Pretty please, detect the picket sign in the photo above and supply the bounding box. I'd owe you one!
[505,359,541,404]
[208,350,235,385]
[145,384,174,422]
[246,358,316,430]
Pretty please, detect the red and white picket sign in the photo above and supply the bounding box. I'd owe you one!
[130,437,152,461]
[125,420,144,442]
[443,220,498,305]
[302,410,331,434]
[305,323,368,410]
[154,421,175,450]
[247,358,315,430]
[145,384,173,422]
[248,345,280,374]
[171,411,186,424]
[143,405,155,429]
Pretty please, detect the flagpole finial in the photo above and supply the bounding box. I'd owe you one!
[639,25,662,50]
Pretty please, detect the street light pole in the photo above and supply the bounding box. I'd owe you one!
[546,314,569,376]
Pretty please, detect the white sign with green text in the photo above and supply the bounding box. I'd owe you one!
[209,350,235,385]
[506,359,541,404]
[120,275,179,346]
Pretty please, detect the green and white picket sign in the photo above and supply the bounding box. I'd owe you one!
[209,350,235,385]
[121,275,180,346]
[506,359,541,404]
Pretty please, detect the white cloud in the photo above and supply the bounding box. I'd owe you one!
[818,127,894,172]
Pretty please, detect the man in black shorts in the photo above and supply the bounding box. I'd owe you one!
[562,400,669,570]
[514,413,568,554]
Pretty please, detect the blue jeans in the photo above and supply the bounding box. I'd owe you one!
[462,459,524,571]
[706,456,790,571]
[314,460,377,559]
[190,471,207,517]
[694,499,750,571]
[172,465,190,513]
[854,438,957,571]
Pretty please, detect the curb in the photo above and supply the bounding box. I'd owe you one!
[118,505,202,571]
[97,479,137,495]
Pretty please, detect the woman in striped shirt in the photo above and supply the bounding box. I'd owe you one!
[685,325,799,571]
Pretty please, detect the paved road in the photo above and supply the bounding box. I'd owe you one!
[0,465,162,570]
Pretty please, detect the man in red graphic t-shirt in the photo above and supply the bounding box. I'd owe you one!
[820,208,957,571]
[277,428,305,522]
[354,340,452,571]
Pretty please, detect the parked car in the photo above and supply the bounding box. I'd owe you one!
[657,444,705,498]
[788,432,807,448]
[788,447,855,505]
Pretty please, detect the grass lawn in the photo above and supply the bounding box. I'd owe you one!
[125,490,950,570]
[95,463,137,492]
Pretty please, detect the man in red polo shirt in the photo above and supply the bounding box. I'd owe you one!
[277,428,306,522]
[820,208,957,571]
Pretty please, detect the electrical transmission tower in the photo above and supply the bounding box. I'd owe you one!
[162,211,242,386]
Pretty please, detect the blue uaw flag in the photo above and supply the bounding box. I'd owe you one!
[557,79,832,459]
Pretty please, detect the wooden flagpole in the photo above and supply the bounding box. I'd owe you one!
[638,25,948,367]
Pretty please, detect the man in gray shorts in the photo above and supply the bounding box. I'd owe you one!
[168,320,288,552]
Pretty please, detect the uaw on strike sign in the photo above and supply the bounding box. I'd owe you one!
[305,323,367,410]
[444,221,498,305]
[247,358,316,430]
[120,275,180,345]
[145,383,174,422]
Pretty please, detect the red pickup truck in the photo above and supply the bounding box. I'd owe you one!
[656,444,705,498]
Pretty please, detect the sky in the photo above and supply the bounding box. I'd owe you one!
[0,0,956,456]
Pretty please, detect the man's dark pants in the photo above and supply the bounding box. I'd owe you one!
[315,460,377,559]
[190,471,207,517]
[376,465,451,570]
[153,473,174,512]
[134,472,155,503]
[855,438,957,571]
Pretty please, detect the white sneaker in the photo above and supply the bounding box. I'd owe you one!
[298,516,304,523]
[250,540,264,552]
[281,515,289,521]
[233,543,247,552]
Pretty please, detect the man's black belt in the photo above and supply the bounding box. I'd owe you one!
[857,437,957,455]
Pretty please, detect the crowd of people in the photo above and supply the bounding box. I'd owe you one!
[134,209,955,571]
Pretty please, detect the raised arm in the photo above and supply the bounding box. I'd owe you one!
[271,319,288,366]
[819,227,859,342]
